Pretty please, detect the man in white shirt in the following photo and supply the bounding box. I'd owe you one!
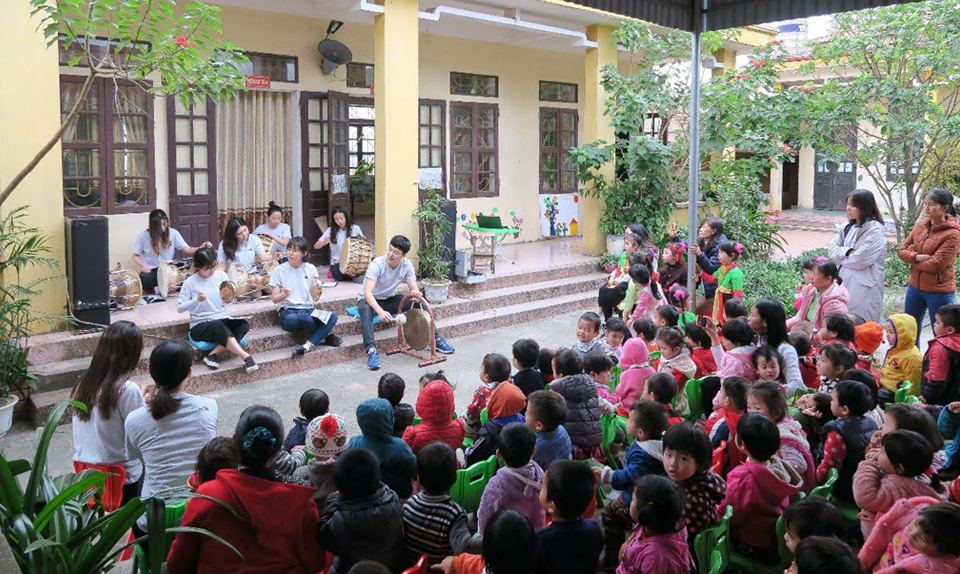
[358,235,455,370]
[270,236,342,356]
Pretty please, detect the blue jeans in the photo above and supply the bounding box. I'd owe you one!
[904,284,955,339]
[279,308,338,346]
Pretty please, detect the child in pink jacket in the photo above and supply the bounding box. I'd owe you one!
[705,317,758,382]
[853,430,945,539]
[616,338,656,413]
[626,265,667,327]
[787,259,850,331]
[859,497,960,574]
[616,475,695,574]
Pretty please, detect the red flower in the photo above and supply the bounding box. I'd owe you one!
[751,60,766,69]
[734,73,752,80]
[792,86,816,93]
[320,416,338,437]
[780,145,798,154]
[172,37,197,48]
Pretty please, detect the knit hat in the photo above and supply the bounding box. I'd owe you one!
[305,414,349,459]
[855,322,884,354]
[487,382,526,419]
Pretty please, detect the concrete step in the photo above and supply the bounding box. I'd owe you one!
[27,259,601,365]
[28,288,601,426]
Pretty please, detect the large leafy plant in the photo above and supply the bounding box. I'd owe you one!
[412,187,453,281]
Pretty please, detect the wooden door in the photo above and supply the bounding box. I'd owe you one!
[328,91,350,215]
[167,97,218,246]
[815,135,857,212]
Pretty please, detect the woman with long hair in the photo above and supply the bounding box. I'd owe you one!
[314,205,365,281]
[132,209,210,292]
[167,405,324,574]
[71,320,145,504]
[252,201,292,257]
[827,189,887,322]
[898,188,960,336]
[217,217,276,270]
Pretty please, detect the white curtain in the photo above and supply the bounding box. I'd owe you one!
[216,90,294,232]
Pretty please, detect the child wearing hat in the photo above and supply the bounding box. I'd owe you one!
[293,414,349,511]
[854,321,884,375]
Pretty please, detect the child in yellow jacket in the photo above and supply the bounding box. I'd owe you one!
[878,314,923,405]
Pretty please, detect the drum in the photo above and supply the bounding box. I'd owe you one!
[157,260,193,298]
[339,236,373,277]
[255,234,278,259]
[227,263,258,300]
[109,268,142,310]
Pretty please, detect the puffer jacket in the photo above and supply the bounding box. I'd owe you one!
[319,484,405,574]
[616,338,655,410]
[777,418,816,495]
[921,333,960,405]
[787,281,850,331]
[476,461,545,534]
[695,233,729,299]
[879,314,923,395]
[349,398,418,498]
[859,496,960,574]
[829,219,887,323]
[548,374,602,448]
[403,381,465,454]
[898,214,960,293]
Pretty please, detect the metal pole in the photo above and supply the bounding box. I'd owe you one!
[686,1,704,310]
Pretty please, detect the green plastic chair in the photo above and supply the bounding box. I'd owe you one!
[727,511,793,573]
[131,500,188,574]
[609,365,623,394]
[694,505,732,574]
[894,381,914,403]
[810,467,839,501]
[450,454,498,514]
[480,408,489,425]
[461,410,489,451]
[600,413,624,469]
[650,350,661,361]
[790,388,816,406]
[684,378,704,423]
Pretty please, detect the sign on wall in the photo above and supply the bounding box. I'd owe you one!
[245,75,271,89]
[540,194,580,237]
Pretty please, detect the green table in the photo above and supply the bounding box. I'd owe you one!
[461,223,520,274]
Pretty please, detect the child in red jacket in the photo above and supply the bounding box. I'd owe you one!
[403,380,465,455]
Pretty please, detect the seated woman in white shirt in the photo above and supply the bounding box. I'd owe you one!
[217,217,276,271]
[177,247,259,373]
[252,202,292,259]
[133,209,210,292]
[314,205,364,281]
[71,320,146,506]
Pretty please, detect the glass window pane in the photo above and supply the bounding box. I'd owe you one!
[431,148,442,166]
[454,174,472,194]
[541,112,557,130]
[561,112,576,131]
[478,152,495,172]
[479,173,494,193]
[420,105,430,124]
[431,105,442,124]
[309,171,323,190]
[562,172,576,190]
[309,146,322,167]
[63,178,102,209]
[420,126,430,144]
[194,171,209,195]
[453,128,472,148]
[541,131,557,149]
[114,86,147,114]
[193,98,207,117]
[193,145,208,169]
[114,149,149,177]
[176,145,192,168]
[431,126,441,145]
[308,123,322,144]
[479,128,495,148]
[114,115,148,143]
[175,118,191,141]
[542,153,558,171]
[63,114,100,142]
[542,172,557,190]
[61,82,99,113]
[420,148,430,166]
[177,172,192,195]
[562,132,576,150]
[193,119,207,142]
[115,178,149,206]
[453,106,473,127]
[62,149,100,177]
[478,108,494,127]
[174,98,189,116]
[454,152,472,172]
[308,99,321,121]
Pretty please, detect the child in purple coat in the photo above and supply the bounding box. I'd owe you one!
[477,422,545,534]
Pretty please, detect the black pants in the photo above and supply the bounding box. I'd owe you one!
[140,268,159,291]
[359,294,428,350]
[189,318,250,347]
[701,376,722,416]
[599,283,629,320]
[121,473,144,507]
[330,264,356,282]
[601,496,634,566]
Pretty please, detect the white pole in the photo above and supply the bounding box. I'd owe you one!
[686,2,703,307]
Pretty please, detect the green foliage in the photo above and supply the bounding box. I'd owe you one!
[412,186,453,280]
[921,144,960,197]
[740,248,826,310]
[884,243,912,290]
[0,207,64,399]
[599,251,620,271]
[703,169,784,260]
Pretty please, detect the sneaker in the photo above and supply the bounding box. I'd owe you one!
[435,336,455,354]
[323,334,343,347]
[367,348,380,370]
[244,356,259,373]
[203,353,220,369]
[291,344,306,357]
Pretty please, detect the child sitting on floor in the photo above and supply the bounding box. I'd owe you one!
[526,390,572,469]
[538,348,556,385]
[419,370,452,390]
[548,349,603,460]
[859,499,960,574]
[748,382,816,493]
[535,460,604,574]
[655,327,697,417]
[662,423,726,541]
[282,388,329,452]
[465,382,526,466]
[292,414,349,512]
[512,339,546,399]
[867,402,945,464]
[462,353,511,439]
[641,373,684,426]
[436,509,537,574]
[632,318,659,356]
[378,374,414,438]
[403,380,465,455]
[602,317,629,362]
[583,350,620,411]
[816,380,878,503]
[617,475,696,574]
[615,338,656,414]
[477,423,545,534]
[921,304,960,406]
[573,312,605,357]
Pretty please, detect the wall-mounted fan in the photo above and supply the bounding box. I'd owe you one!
[318,20,352,76]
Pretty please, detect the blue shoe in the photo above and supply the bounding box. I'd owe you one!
[367,348,381,370]
[435,336,455,354]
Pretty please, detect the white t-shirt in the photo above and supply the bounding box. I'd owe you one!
[124,393,218,529]
[361,255,417,300]
[321,224,363,263]
[253,222,292,255]
[217,235,265,265]
[176,270,232,328]
[134,229,188,269]
[72,381,146,484]
[269,261,320,310]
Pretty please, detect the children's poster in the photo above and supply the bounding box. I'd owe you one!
[540,194,580,237]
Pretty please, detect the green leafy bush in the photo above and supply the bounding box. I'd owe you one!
[739,258,799,310]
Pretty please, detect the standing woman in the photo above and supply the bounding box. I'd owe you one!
[828,189,887,323]
[898,189,960,336]
[749,300,804,396]
[252,201,292,258]
[314,205,364,281]
[674,218,728,315]
[71,321,146,505]
[133,209,210,292]
[217,217,276,271]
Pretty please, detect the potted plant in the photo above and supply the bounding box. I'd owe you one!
[412,186,454,304]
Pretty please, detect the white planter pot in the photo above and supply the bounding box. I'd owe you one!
[0,395,19,438]
[423,279,452,304]
[607,234,625,256]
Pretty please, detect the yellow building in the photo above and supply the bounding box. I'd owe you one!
[1,0,770,332]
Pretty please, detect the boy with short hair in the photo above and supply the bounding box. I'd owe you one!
[602,317,629,361]
[402,443,482,566]
[922,303,960,405]
[582,349,620,411]
[462,353,512,438]
[572,312,604,356]
[477,423,545,534]
[526,390,572,469]
[548,349,603,459]
[816,380,878,502]
[632,318,659,357]
[641,372,684,426]
[282,388,329,452]
[655,305,680,329]
[535,460,604,574]
[512,338,546,398]
[378,373,414,438]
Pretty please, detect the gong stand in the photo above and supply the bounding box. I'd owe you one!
[385,292,447,368]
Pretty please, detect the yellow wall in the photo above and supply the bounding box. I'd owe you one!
[0,2,68,332]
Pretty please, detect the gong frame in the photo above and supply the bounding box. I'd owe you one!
[385,292,447,368]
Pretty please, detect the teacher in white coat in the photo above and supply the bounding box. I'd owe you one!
[827,189,886,323]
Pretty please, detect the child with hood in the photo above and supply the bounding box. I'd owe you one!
[348,398,417,499]
[615,338,657,414]
[292,414,349,512]
[879,314,924,405]
[464,382,526,466]
[476,423,545,534]
[859,498,960,574]
[854,321,884,374]
[403,380,465,455]
[548,349,603,460]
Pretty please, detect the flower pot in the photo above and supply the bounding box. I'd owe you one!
[0,395,19,438]
[606,234,625,256]
[423,279,452,304]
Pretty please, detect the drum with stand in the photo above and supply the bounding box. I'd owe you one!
[157,260,194,298]
[385,293,447,368]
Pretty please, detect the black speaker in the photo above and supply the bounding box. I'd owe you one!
[65,216,110,331]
